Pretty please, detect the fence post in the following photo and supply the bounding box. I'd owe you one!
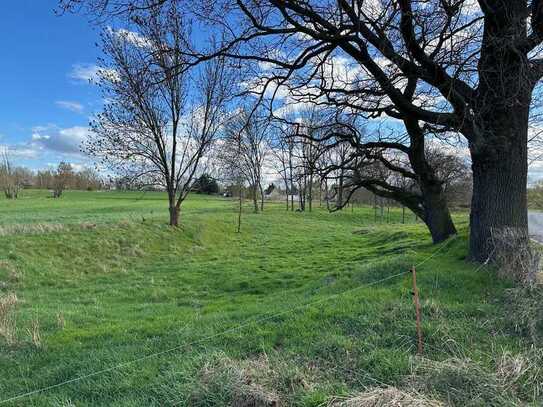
[411,266,423,355]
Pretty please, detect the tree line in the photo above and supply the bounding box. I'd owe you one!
[0,153,103,199]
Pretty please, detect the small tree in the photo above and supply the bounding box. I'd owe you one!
[52,162,73,198]
[0,149,22,199]
[87,3,232,226]
[219,108,268,213]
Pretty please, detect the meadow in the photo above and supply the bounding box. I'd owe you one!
[0,190,541,406]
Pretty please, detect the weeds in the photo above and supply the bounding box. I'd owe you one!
[490,227,541,283]
[27,318,42,348]
[505,285,543,343]
[57,311,65,330]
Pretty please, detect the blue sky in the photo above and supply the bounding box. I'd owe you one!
[0,0,102,170]
[1,1,542,184]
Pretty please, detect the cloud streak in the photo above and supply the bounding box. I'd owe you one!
[69,63,101,83]
[55,100,84,113]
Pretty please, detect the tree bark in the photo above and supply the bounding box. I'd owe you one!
[405,119,457,243]
[420,185,457,244]
[469,126,529,261]
[237,182,243,233]
[259,182,264,212]
[169,204,180,227]
[337,168,344,210]
[468,3,531,261]
[284,179,289,210]
[252,184,259,213]
[308,172,313,212]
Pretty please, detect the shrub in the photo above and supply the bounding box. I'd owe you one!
[193,174,219,195]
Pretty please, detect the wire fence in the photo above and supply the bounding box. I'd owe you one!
[0,235,460,405]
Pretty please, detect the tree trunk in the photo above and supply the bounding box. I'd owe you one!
[259,183,264,212]
[308,173,313,212]
[325,178,330,210]
[298,181,305,211]
[468,3,531,261]
[469,136,528,261]
[421,186,457,244]
[337,168,344,210]
[284,180,289,210]
[237,183,243,233]
[169,205,180,227]
[318,180,322,207]
[253,186,259,213]
[403,118,457,243]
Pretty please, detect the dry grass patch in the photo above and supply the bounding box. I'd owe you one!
[328,387,443,407]
[0,260,21,284]
[0,223,65,236]
[27,318,42,348]
[0,292,18,344]
[505,284,543,343]
[189,355,281,406]
[184,353,322,406]
[407,353,543,406]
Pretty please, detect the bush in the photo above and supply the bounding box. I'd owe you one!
[193,174,220,195]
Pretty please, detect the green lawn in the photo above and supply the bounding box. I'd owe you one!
[0,190,540,406]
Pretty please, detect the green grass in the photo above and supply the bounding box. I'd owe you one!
[0,190,539,406]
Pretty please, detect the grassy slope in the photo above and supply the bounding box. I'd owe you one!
[0,190,533,406]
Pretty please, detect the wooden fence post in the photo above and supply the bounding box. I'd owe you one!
[411,266,423,355]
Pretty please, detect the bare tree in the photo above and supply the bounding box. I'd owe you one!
[52,162,74,198]
[219,108,268,213]
[296,108,327,212]
[0,149,22,199]
[86,3,232,226]
[267,123,294,210]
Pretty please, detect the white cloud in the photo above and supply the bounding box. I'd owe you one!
[30,125,91,155]
[0,144,40,160]
[28,124,90,156]
[69,63,101,83]
[113,28,153,49]
[31,133,50,141]
[55,100,84,113]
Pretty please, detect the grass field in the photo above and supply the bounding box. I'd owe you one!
[0,190,541,406]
